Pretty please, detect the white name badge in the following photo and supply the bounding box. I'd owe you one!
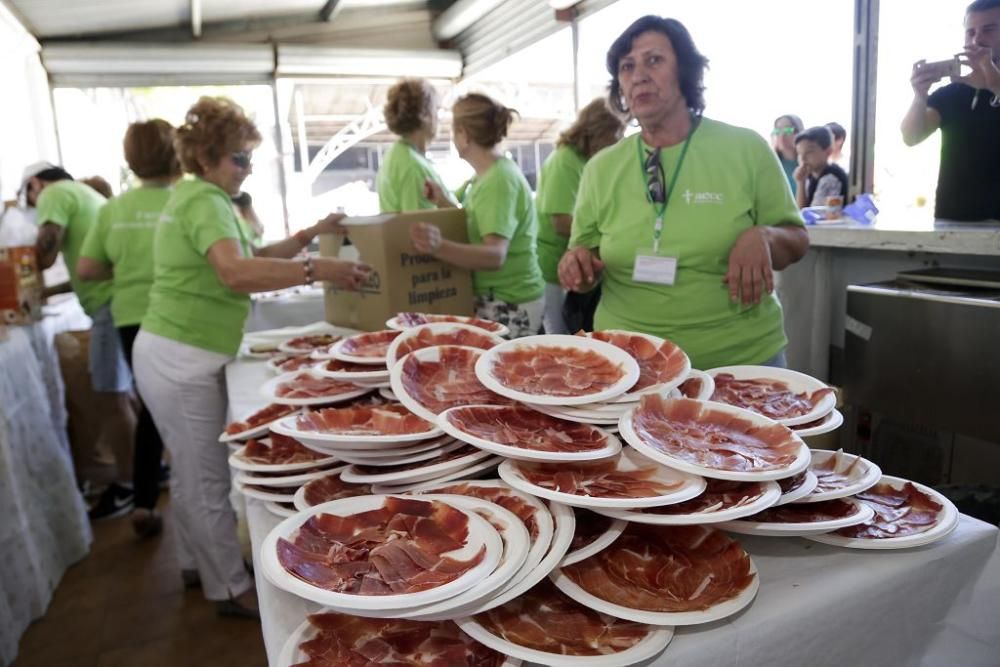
[633,249,678,286]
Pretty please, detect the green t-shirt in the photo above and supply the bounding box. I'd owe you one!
[535,145,586,284]
[377,140,452,212]
[80,185,172,327]
[570,118,804,370]
[35,180,110,316]
[457,157,544,305]
[141,178,252,356]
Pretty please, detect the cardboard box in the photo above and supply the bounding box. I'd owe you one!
[319,209,474,331]
[0,245,43,325]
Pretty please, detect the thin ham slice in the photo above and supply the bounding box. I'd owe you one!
[283,334,342,352]
[711,373,834,421]
[631,395,802,472]
[301,473,372,507]
[638,479,767,515]
[561,524,755,613]
[490,345,626,397]
[295,403,433,436]
[778,472,809,494]
[836,482,943,539]
[400,346,513,415]
[581,330,687,392]
[277,373,363,400]
[225,403,299,435]
[474,579,651,656]
[745,498,859,523]
[570,508,615,551]
[811,450,865,494]
[397,312,506,334]
[515,457,683,499]
[678,376,703,399]
[323,358,387,374]
[395,327,499,360]
[340,330,401,359]
[428,482,542,540]
[445,405,609,453]
[240,434,326,465]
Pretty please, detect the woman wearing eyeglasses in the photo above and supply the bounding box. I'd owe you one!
[132,96,370,617]
[772,113,805,192]
[411,93,545,337]
[559,16,808,370]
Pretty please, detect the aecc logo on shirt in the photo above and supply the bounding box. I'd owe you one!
[681,189,724,205]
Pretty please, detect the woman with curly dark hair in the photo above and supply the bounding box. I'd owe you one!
[377,77,453,211]
[558,16,808,369]
[132,97,370,616]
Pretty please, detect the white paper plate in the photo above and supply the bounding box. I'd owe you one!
[334,440,466,467]
[385,322,504,369]
[593,481,781,526]
[237,483,298,503]
[292,472,373,511]
[619,398,811,482]
[264,501,299,519]
[327,330,400,365]
[270,408,442,446]
[579,330,691,397]
[706,365,837,427]
[551,555,758,626]
[218,406,304,443]
[295,435,458,459]
[773,471,820,506]
[438,405,622,462]
[260,494,502,611]
[379,387,398,401]
[499,449,706,510]
[341,446,493,485]
[559,510,627,566]
[718,497,875,536]
[234,464,347,488]
[790,408,844,438]
[313,359,390,383]
[676,369,715,401]
[260,370,371,407]
[386,313,510,337]
[526,403,622,425]
[807,476,960,549]
[228,440,341,473]
[369,457,504,494]
[800,449,882,503]
[475,335,641,406]
[390,345,503,423]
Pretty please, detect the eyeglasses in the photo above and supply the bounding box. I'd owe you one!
[644,147,665,204]
[230,151,252,169]
[771,127,796,136]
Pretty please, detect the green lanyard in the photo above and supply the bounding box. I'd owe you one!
[638,116,698,253]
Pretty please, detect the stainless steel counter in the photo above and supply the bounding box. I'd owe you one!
[806,217,1000,256]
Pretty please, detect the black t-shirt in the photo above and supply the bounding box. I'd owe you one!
[927,83,1000,222]
[806,163,849,207]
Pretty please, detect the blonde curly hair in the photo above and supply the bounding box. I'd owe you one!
[175,96,261,176]
[384,78,437,136]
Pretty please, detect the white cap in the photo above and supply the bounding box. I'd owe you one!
[19,160,58,194]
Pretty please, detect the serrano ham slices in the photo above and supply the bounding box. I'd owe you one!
[329,330,402,364]
[720,497,874,536]
[801,449,881,502]
[294,404,435,437]
[389,312,509,336]
[278,334,342,355]
[578,330,690,395]
[235,434,328,466]
[295,472,373,510]
[707,366,837,426]
[222,403,300,440]
[594,479,782,526]
[387,323,503,368]
[263,370,370,406]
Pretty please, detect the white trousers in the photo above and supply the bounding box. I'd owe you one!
[542,282,569,334]
[133,330,251,601]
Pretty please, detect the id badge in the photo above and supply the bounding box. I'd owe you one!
[632,247,678,286]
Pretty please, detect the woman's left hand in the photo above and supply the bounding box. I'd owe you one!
[723,226,773,306]
[410,222,443,254]
[312,212,348,236]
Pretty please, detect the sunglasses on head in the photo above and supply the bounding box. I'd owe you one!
[230,151,252,169]
[771,127,796,136]
[644,148,665,204]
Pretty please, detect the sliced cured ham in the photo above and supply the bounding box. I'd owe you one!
[812,450,866,494]
[322,358,387,374]
[711,373,834,421]
[678,376,704,399]
[241,434,326,465]
[473,579,650,656]
[581,330,688,392]
[295,404,433,436]
[400,346,512,415]
[302,473,373,507]
[746,498,859,523]
[836,482,943,539]
[350,444,480,476]
[283,334,341,352]
[514,458,683,499]
[226,403,299,434]
[561,524,754,613]
[395,327,499,360]
[396,312,506,334]
[340,330,401,359]
[277,373,363,400]
[570,508,616,551]
[778,472,809,494]
[489,345,626,397]
[444,405,609,453]
[270,354,318,373]
[277,496,485,595]
[638,479,767,516]
[296,613,506,667]
[428,482,543,540]
[631,395,801,472]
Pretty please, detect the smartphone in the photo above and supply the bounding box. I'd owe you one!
[916,58,960,80]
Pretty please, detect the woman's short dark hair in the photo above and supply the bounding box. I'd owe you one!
[34,167,74,183]
[606,15,709,116]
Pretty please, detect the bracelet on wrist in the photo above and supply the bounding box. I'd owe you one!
[302,256,315,285]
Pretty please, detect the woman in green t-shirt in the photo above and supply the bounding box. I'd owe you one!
[558,16,809,370]
[410,93,545,337]
[377,78,454,212]
[536,98,625,334]
[131,97,370,617]
[77,119,181,539]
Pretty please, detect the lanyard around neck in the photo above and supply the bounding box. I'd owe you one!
[638,114,698,251]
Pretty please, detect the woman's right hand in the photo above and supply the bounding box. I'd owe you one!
[313,257,372,290]
[558,246,604,292]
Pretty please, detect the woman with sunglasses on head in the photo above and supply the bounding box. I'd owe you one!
[772,114,804,193]
[132,96,370,617]
[558,16,808,370]
[410,93,545,337]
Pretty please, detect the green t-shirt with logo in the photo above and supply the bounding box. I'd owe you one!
[570,118,804,370]
[35,180,110,316]
[457,157,544,305]
[377,140,452,212]
[80,185,172,327]
[141,178,252,356]
[535,145,585,284]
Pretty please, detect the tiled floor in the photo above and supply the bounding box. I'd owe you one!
[13,498,268,667]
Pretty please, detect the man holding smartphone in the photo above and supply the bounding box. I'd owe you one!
[901,0,1000,222]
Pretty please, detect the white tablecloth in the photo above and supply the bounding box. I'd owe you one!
[227,355,1000,667]
[0,299,93,665]
[245,288,326,333]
